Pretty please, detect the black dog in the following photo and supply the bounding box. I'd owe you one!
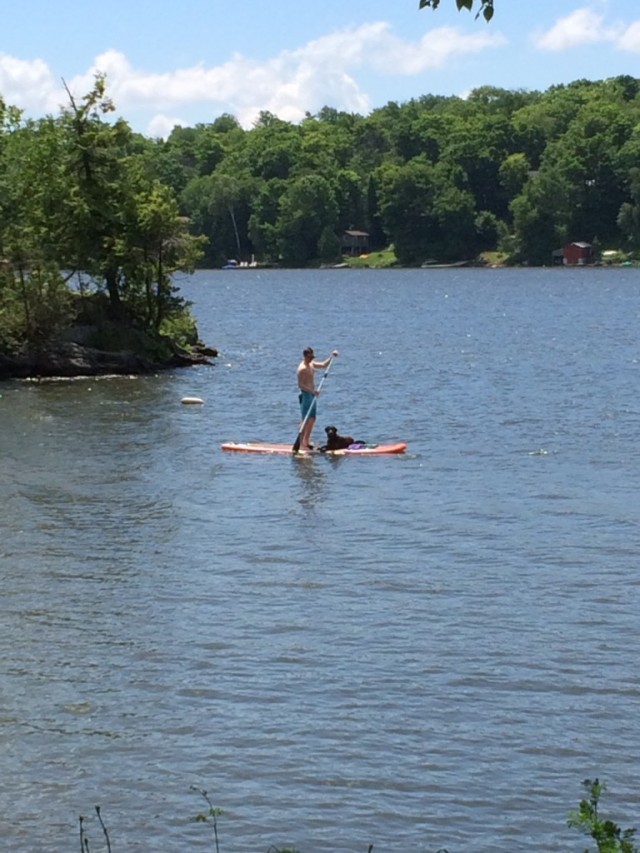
[322,425,364,451]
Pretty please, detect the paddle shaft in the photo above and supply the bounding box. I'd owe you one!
[292,356,334,453]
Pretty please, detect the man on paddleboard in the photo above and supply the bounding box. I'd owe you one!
[296,347,338,451]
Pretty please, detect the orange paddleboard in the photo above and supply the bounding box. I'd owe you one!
[220,441,407,456]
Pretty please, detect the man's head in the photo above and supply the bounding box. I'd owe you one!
[303,347,314,361]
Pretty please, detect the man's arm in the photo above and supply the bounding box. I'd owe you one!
[313,350,339,369]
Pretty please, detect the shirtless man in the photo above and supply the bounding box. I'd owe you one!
[296,347,339,451]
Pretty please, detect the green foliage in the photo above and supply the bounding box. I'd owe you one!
[510,167,569,263]
[165,74,640,266]
[474,209,501,250]
[182,171,252,266]
[419,0,494,22]
[317,225,342,263]
[378,157,478,263]
[160,304,199,348]
[344,248,397,268]
[71,779,636,852]
[191,787,224,853]
[499,153,531,199]
[0,265,75,352]
[277,174,339,265]
[5,68,640,308]
[568,779,638,853]
[0,76,204,359]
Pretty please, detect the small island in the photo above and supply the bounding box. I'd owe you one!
[0,76,216,382]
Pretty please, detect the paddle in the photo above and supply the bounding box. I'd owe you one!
[292,355,334,453]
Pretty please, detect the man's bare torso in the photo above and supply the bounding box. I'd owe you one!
[297,360,315,394]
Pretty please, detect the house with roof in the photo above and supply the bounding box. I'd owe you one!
[341,229,370,257]
[558,241,594,266]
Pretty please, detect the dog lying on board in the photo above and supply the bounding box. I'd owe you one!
[320,425,366,452]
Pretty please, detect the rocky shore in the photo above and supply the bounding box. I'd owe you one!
[0,340,218,381]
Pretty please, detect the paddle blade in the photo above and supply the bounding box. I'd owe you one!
[292,433,302,453]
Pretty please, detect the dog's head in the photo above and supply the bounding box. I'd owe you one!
[325,425,338,438]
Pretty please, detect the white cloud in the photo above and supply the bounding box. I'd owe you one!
[146,113,186,139]
[534,6,640,55]
[0,53,56,110]
[533,7,622,51]
[2,20,504,130]
[617,21,640,52]
[369,25,506,74]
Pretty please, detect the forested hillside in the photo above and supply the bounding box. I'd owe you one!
[2,74,640,362]
[141,74,640,267]
[4,74,640,273]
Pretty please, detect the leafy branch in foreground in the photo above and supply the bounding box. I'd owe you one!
[74,779,636,852]
[568,779,638,853]
[191,786,224,853]
[419,0,494,22]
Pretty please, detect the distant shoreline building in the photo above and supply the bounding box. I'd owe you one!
[552,242,594,266]
[341,229,370,257]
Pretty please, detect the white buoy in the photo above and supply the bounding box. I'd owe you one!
[181,396,204,405]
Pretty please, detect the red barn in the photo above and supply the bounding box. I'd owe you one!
[563,242,593,265]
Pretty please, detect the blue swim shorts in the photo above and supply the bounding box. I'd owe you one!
[299,390,317,419]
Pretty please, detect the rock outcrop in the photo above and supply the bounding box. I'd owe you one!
[0,340,217,380]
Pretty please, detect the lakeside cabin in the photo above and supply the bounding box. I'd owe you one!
[341,229,370,257]
[552,241,594,266]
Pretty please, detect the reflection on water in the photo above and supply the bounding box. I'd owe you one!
[291,455,331,509]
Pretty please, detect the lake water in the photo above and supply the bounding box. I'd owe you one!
[1,267,639,852]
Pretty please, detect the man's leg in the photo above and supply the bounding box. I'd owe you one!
[301,416,315,449]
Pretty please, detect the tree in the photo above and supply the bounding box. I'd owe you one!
[510,166,572,264]
[300,111,358,176]
[333,169,366,235]
[377,157,478,263]
[59,74,136,314]
[118,176,205,330]
[350,109,394,176]
[0,113,77,347]
[439,113,511,217]
[182,172,254,265]
[365,175,387,251]
[499,153,531,200]
[0,76,203,357]
[247,179,287,264]
[616,168,640,251]
[241,118,301,181]
[542,100,633,246]
[419,0,494,22]
[277,175,338,266]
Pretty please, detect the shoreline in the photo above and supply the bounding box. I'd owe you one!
[0,340,218,382]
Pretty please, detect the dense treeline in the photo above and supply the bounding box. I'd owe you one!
[3,74,640,355]
[0,76,204,361]
[152,74,640,268]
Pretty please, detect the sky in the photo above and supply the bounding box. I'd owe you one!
[2,0,640,138]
